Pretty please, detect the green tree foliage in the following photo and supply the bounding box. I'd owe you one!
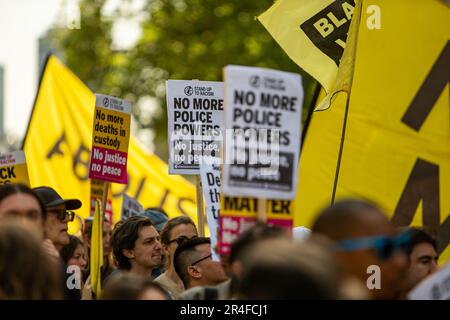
[52,0,317,159]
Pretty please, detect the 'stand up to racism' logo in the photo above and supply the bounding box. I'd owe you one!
[103,97,109,107]
[184,86,194,96]
[249,75,261,89]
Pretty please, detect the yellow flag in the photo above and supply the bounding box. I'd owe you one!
[23,56,197,234]
[295,0,450,263]
[258,0,358,96]
[90,200,103,297]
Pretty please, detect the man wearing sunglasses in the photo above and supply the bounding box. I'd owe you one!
[154,216,198,299]
[312,199,409,300]
[34,186,82,300]
[174,237,228,292]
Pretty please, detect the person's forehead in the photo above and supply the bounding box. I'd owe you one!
[170,223,197,239]
[0,193,41,211]
[74,244,84,253]
[412,242,437,257]
[139,225,158,238]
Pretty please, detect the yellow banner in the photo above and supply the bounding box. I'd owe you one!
[24,56,197,234]
[295,0,450,263]
[0,151,30,186]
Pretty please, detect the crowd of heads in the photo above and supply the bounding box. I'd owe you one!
[0,183,442,300]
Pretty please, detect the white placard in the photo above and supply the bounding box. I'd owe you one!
[166,80,224,175]
[408,263,450,300]
[222,65,303,200]
[121,193,144,220]
[199,159,221,261]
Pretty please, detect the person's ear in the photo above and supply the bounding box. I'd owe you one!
[123,249,135,260]
[162,244,170,256]
[188,265,202,279]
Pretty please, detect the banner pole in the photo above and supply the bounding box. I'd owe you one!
[257,198,267,223]
[101,182,109,220]
[196,175,205,237]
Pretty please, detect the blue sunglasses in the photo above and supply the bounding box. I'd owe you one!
[335,231,411,261]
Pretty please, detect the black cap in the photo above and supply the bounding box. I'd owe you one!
[33,186,82,210]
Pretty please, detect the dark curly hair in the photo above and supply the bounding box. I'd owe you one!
[110,216,155,270]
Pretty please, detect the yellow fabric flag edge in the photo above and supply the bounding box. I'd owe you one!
[314,0,363,111]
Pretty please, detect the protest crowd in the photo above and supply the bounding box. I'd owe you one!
[0,183,441,300]
[0,0,448,302]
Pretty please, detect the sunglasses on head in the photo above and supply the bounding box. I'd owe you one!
[167,235,198,246]
[190,254,212,266]
[335,230,411,261]
[48,209,75,222]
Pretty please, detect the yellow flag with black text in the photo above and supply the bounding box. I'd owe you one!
[295,0,450,263]
[23,56,197,234]
[258,0,358,96]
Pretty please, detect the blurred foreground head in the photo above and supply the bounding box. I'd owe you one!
[102,273,171,300]
[312,199,409,299]
[237,237,342,299]
[0,221,62,299]
[0,183,46,237]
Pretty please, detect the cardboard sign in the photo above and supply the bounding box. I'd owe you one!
[409,263,450,300]
[0,151,30,186]
[90,179,113,223]
[166,80,224,175]
[199,160,221,261]
[223,65,303,200]
[218,196,293,255]
[89,94,131,184]
[121,193,144,220]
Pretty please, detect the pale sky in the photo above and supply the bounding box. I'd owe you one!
[0,0,62,140]
[0,0,143,141]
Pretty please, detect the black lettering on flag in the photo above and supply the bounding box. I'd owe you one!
[72,143,90,181]
[392,158,449,254]
[402,41,450,131]
[47,132,66,159]
[300,0,356,66]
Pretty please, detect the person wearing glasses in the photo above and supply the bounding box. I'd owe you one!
[154,216,198,299]
[33,186,81,253]
[312,199,409,300]
[33,186,83,300]
[173,237,228,293]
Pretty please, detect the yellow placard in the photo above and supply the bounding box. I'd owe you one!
[0,151,30,186]
[220,197,293,221]
[92,106,130,153]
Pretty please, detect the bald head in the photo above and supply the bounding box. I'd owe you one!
[312,199,395,241]
[312,200,408,299]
